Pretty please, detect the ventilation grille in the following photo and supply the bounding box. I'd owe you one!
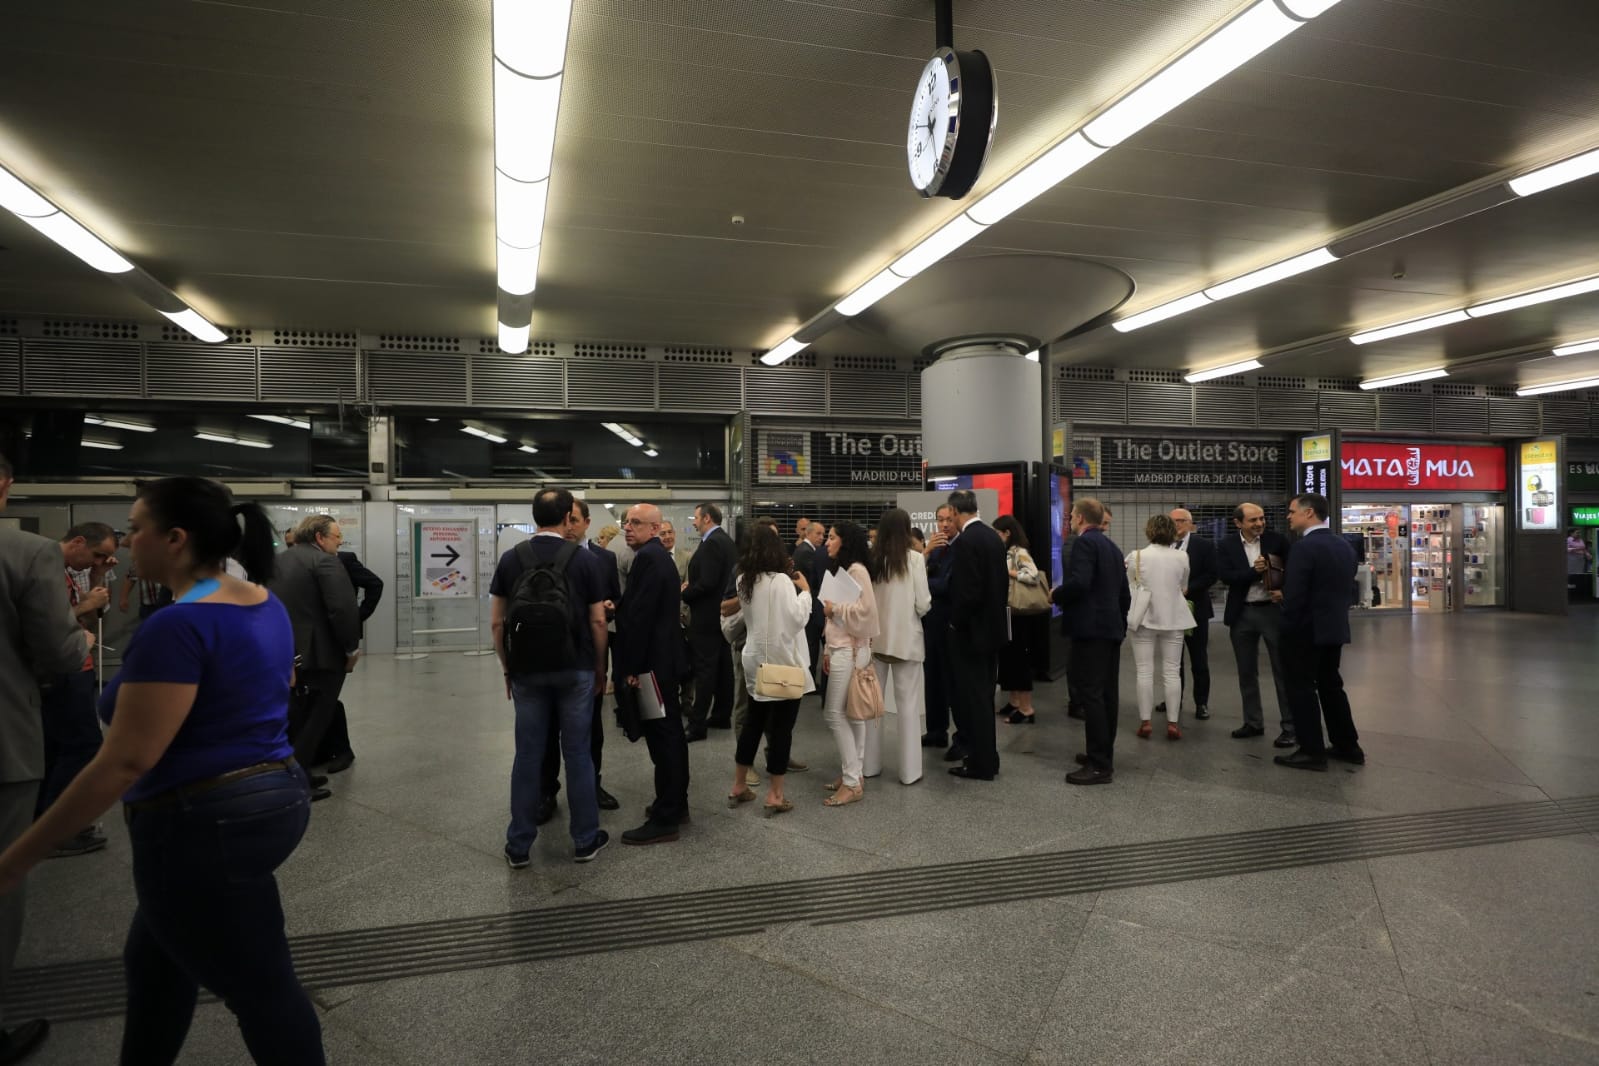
[746,367,824,414]
[1127,368,1183,385]
[1059,365,1115,382]
[833,354,899,372]
[0,319,18,336]
[1127,383,1193,426]
[1378,381,1426,395]
[38,319,140,340]
[145,343,257,400]
[271,329,356,349]
[830,371,907,418]
[1056,381,1127,424]
[567,360,653,409]
[375,334,463,353]
[1432,397,1489,434]
[366,353,468,405]
[912,355,939,373]
[1484,385,1517,399]
[908,374,922,419]
[22,339,142,396]
[259,348,359,403]
[158,324,252,345]
[1316,377,1360,392]
[1193,386,1256,427]
[1489,398,1542,436]
[1433,382,1479,398]
[1318,391,1378,431]
[1539,397,1590,434]
[658,364,741,411]
[477,337,557,356]
[1377,394,1433,431]
[663,346,735,364]
[1256,389,1318,430]
[0,338,18,394]
[573,342,647,361]
[1257,374,1308,390]
[760,350,818,369]
[470,356,564,408]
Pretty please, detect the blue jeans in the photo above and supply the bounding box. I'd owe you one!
[36,670,102,817]
[509,671,599,854]
[122,765,323,1065]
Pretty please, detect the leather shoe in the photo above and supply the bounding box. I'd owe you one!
[1231,724,1265,739]
[1066,766,1113,786]
[324,753,355,774]
[1066,706,1085,720]
[0,1019,49,1064]
[622,821,681,845]
[643,804,691,824]
[1325,746,1366,765]
[309,774,329,788]
[595,785,620,811]
[920,732,948,748]
[1273,750,1328,772]
[1273,731,1298,749]
[537,796,558,826]
[1194,705,1210,720]
[943,744,968,763]
[948,765,995,781]
[310,787,333,802]
[683,727,708,743]
[1073,753,1090,765]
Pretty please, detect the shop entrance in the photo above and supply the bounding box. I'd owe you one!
[1340,502,1505,611]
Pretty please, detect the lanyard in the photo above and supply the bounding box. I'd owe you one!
[176,578,222,604]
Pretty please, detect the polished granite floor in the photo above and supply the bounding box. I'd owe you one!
[12,608,1599,1065]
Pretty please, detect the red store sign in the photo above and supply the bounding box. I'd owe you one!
[1340,442,1506,491]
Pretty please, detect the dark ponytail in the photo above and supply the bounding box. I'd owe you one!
[137,477,275,583]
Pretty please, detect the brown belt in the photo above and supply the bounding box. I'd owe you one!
[124,758,299,817]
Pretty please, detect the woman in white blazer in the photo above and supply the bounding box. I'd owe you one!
[1126,513,1192,740]
[864,509,931,785]
[729,525,815,815]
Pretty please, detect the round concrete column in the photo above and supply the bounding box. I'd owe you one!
[921,347,1041,468]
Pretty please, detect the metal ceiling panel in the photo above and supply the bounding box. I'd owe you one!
[1318,391,1378,431]
[366,353,468,407]
[1193,385,1256,429]
[258,348,360,404]
[1256,389,1318,431]
[1055,381,1126,425]
[1376,394,1434,433]
[0,339,18,396]
[21,339,141,397]
[1539,396,1592,435]
[1489,398,1543,437]
[659,364,742,413]
[566,360,655,411]
[746,367,824,416]
[145,343,257,401]
[470,356,565,409]
[829,371,907,419]
[1127,384,1193,427]
[1432,396,1490,435]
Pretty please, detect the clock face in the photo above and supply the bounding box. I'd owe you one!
[906,53,954,194]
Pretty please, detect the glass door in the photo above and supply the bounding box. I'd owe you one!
[1341,503,1408,610]
[1409,504,1452,610]
[1463,505,1506,606]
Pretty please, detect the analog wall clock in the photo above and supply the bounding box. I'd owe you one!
[906,45,996,199]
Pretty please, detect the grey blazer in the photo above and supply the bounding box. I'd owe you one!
[269,544,361,671]
[0,528,93,783]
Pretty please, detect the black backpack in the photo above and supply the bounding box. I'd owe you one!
[504,540,580,674]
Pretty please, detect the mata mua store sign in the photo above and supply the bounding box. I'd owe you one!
[1339,442,1507,491]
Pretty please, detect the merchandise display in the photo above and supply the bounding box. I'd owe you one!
[1462,504,1504,606]
[1338,502,1505,611]
[1341,504,1407,610]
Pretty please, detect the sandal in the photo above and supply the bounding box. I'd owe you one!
[1136,721,1153,739]
[822,783,864,807]
[726,789,756,808]
[764,800,794,817]
[823,777,843,792]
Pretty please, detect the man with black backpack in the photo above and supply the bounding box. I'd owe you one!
[490,489,611,868]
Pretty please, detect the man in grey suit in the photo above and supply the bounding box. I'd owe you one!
[271,514,360,802]
[0,452,93,1061]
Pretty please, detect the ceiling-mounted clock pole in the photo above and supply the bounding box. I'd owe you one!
[905,0,996,200]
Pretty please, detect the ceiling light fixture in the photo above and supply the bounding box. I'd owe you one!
[1349,310,1472,346]
[643,448,660,458]
[492,0,575,354]
[1115,293,1214,333]
[518,444,540,455]
[249,414,311,430]
[1024,350,1040,363]
[1203,247,1338,302]
[159,308,227,344]
[1465,272,1599,318]
[1553,337,1599,358]
[1183,358,1263,383]
[80,438,124,451]
[84,415,156,433]
[461,425,509,444]
[759,337,809,367]
[1359,367,1448,390]
[836,269,910,317]
[194,432,272,449]
[1508,145,1599,198]
[1516,375,1599,397]
[601,422,644,447]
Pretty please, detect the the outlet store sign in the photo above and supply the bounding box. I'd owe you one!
[1092,435,1286,490]
[1340,442,1506,491]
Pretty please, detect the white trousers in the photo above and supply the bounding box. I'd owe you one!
[863,658,925,785]
[823,645,866,788]
[1131,627,1184,723]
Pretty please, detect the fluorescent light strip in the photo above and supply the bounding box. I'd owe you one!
[1203,247,1337,301]
[462,426,509,444]
[1509,146,1599,198]
[159,308,228,344]
[18,210,134,273]
[889,214,986,279]
[1517,376,1599,397]
[80,439,123,451]
[643,448,659,458]
[194,432,271,449]
[1183,358,1262,383]
[518,444,540,454]
[1349,310,1471,346]
[1466,273,1599,318]
[1554,337,1599,358]
[1359,367,1448,390]
[249,415,311,430]
[498,321,530,355]
[837,269,909,316]
[1115,292,1213,333]
[492,0,572,78]
[759,337,809,366]
[601,422,644,447]
[966,133,1104,226]
[84,415,156,433]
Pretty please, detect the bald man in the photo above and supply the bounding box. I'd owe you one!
[1168,508,1218,721]
[614,504,690,845]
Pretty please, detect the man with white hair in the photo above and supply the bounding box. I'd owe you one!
[1166,508,1218,722]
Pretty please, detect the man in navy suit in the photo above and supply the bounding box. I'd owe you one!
[539,498,622,821]
[682,502,737,738]
[1167,508,1218,721]
[944,490,1009,781]
[1052,497,1131,785]
[1275,493,1362,771]
[615,504,691,844]
[1217,503,1296,747]
[921,504,959,751]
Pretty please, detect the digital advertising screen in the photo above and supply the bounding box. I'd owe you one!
[1047,464,1071,619]
[928,467,1022,518]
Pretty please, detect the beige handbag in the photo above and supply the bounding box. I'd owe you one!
[844,645,884,722]
[755,662,807,699]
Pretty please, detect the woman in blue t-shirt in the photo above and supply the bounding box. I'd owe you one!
[0,477,324,1064]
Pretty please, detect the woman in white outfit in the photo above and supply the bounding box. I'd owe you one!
[819,521,878,807]
[1126,513,1191,741]
[862,509,930,785]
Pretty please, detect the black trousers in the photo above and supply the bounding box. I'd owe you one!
[922,619,953,738]
[541,687,605,798]
[687,627,733,728]
[313,701,353,764]
[1179,620,1211,709]
[1071,638,1122,771]
[289,669,345,769]
[641,687,690,828]
[947,640,998,775]
[1280,635,1358,757]
[735,698,801,776]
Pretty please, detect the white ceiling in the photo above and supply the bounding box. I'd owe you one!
[2,0,1599,389]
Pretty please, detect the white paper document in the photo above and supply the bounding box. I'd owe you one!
[819,568,863,606]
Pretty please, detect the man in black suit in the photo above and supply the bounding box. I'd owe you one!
[921,504,960,750]
[313,549,384,774]
[538,498,623,820]
[793,519,827,685]
[1217,502,1296,747]
[944,490,1008,781]
[271,515,361,801]
[1275,493,1362,771]
[682,502,736,739]
[616,503,691,844]
[1166,508,1217,721]
[1052,497,1130,785]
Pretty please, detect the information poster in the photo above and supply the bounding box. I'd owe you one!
[415,520,477,598]
[1519,440,1560,531]
[1299,434,1333,497]
[758,429,810,484]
